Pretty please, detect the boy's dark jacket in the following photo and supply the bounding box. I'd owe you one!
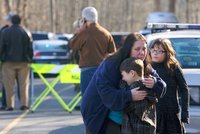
[124,80,157,126]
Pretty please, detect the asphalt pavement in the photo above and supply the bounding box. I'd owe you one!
[0,78,84,134]
[0,78,200,134]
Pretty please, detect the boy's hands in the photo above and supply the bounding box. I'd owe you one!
[131,87,147,101]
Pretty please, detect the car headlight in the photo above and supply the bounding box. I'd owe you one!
[189,86,200,105]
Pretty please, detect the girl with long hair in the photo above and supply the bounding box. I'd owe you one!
[149,38,189,134]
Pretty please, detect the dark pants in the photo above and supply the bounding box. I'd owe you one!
[157,112,184,134]
[86,119,121,134]
[105,119,121,134]
[80,66,98,95]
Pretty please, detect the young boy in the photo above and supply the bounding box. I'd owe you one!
[120,57,157,134]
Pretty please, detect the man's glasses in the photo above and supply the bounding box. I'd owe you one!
[150,49,166,54]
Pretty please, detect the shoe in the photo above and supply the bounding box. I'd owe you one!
[6,107,14,111]
[20,105,29,110]
[0,106,6,110]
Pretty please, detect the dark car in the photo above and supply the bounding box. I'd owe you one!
[33,40,71,64]
[112,32,129,49]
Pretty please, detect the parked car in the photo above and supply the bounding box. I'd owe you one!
[140,12,178,35]
[146,23,200,105]
[111,32,130,49]
[33,39,71,64]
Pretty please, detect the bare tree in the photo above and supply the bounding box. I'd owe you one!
[186,0,189,23]
[15,0,21,13]
[3,0,11,14]
[1,0,200,33]
[154,0,161,11]
[21,0,28,27]
[169,0,176,12]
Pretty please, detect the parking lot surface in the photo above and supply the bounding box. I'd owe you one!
[0,78,200,134]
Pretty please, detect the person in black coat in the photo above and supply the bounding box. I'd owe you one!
[0,12,14,110]
[0,14,33,111]
[149,38,190,134]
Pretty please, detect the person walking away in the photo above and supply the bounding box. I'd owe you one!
[0,12,15,110]
[69,6,116,95]
[0,14,33,111]
[149,38,189,134]
[120,57,157,134]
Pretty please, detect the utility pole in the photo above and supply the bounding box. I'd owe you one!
[48,0,53,32]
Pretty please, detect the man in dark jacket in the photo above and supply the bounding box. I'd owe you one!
[0,14,33,111]
[0,12,14,110]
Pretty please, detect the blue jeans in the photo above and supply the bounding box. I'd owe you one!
[80,66,98,95]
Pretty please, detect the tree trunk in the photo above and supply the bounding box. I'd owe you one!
[186,0,189,23]
[15,0,21,13]
[21,0,28,27]
[169,0,176,12]
[4,0,10,14]
[154,0,161,11]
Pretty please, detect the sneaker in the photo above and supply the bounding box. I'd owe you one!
[6,107,14,111]
[20,106,29,110]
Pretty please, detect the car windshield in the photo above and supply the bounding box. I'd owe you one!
[35,43,66,51]
[169,38,200,68]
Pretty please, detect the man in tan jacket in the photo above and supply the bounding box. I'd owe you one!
[70,6,116,95]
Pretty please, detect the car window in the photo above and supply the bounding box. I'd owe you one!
[169,38,200,68]
[35,43,66,51]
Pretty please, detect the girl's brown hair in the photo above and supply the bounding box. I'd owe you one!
[150,38,180,75]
